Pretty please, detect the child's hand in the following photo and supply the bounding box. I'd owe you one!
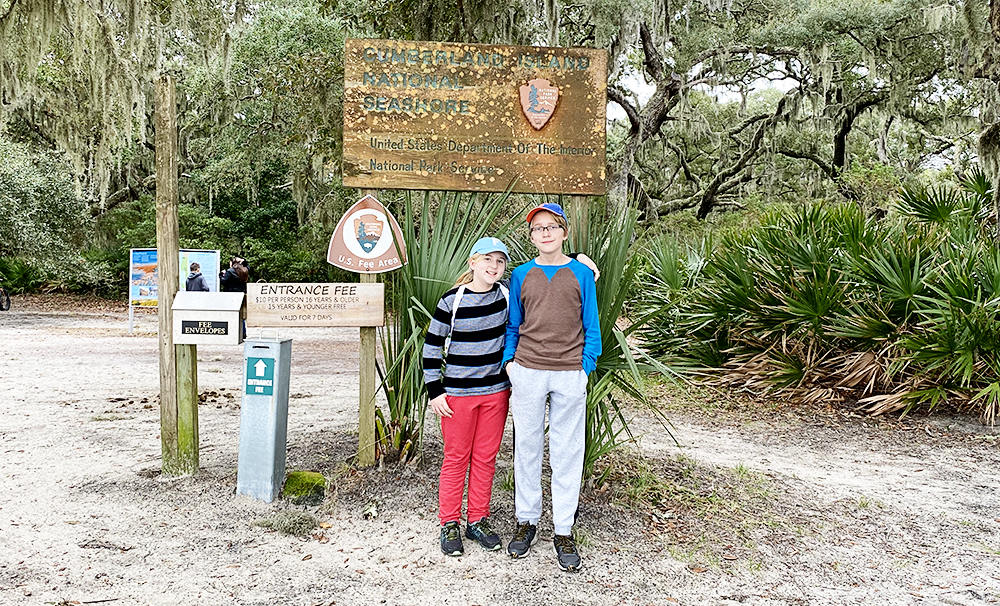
[429,394,454,418]
[576,253,601,281]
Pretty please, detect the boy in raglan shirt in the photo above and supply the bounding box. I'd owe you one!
[501,202,601,572]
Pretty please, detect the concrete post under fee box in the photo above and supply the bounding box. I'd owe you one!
[237,338,292,502]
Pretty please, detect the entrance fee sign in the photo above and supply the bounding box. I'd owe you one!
[342,39,607,195]
[246,283,384,327]
[246,357,275,396]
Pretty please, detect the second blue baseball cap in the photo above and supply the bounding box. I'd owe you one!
[525,202,567,224]
[469,236,509,258]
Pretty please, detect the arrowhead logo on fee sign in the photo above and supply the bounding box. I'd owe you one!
[246,357,275,396]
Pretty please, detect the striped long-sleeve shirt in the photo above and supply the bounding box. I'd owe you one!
[422,283,510,400]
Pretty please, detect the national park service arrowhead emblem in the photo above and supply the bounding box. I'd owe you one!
[353,214,383,253]
[327,194,407,274]
[519,78,559,130]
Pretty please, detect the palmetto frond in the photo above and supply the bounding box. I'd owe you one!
[897,185,966,225]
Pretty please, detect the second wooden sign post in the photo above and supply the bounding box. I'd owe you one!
[325,193,407,466]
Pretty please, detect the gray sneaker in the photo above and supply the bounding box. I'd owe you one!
[466,517,502,551]
[506,521,537,558]
[553,534,582,572]
[440,521,464,556]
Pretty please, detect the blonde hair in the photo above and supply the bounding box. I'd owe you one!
[453,252,507,287]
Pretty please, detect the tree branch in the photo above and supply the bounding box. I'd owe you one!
[607,86,640,134]
[673,94,789,219]
[639,21,664,81]
[692,45,801,67]
[725,113,770,138]
[641,73,682,140]
[663,138,701,188]
[777,148,835,177]
[697,120,769,218]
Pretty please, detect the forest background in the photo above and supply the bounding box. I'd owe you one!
[5,0,1000,445]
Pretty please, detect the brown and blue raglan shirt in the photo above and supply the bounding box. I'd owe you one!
[502,259,601,374]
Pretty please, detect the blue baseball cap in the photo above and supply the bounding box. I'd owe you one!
[526,202,567,224]
[469,236,509,258]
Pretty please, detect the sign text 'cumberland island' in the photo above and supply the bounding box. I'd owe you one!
[342,39,607,195]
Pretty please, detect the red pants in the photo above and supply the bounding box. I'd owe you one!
[438,389,510,524]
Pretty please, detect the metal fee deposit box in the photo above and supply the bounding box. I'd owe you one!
[237,338,292,502]
[171,291,247,346]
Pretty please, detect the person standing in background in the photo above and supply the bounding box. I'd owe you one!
[185,262,210,292]
[220,257,249,293]
[220,257,249,338]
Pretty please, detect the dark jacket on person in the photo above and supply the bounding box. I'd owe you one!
[220,265,249,293]
[186,271,209,292]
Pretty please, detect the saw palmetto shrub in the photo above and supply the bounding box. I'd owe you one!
[639,167,1000,424]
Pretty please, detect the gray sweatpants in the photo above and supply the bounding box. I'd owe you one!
[507,361,588,536]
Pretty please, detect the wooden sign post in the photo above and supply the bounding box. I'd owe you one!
[155,74,199,476]
[358,273,378,467]
[324,192,407,467]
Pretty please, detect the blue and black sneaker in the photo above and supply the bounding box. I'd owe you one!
[553,534,582,572]
[466,517,502,551]
[506,521,537,558]
[440,521,464,556]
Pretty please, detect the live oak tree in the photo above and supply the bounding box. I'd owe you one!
[609,0,975,218]
[0,0,248,203]
[0,0,988,224]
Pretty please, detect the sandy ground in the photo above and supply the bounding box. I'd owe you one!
[1,295,999,606]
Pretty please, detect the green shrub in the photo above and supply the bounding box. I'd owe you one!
[0,258,45,293]
[0,135,89,265]
[639,166,1000,424]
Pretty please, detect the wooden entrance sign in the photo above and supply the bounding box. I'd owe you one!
[246,283,384,328]
[342,39,608,196]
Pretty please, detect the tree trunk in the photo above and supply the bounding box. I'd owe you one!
[831,93,887,199]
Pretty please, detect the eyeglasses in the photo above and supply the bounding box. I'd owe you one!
[529,225,564,234]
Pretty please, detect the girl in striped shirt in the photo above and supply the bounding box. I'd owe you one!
[423,236,512,556]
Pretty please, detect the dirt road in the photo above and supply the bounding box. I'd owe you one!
[1,296,998,605]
